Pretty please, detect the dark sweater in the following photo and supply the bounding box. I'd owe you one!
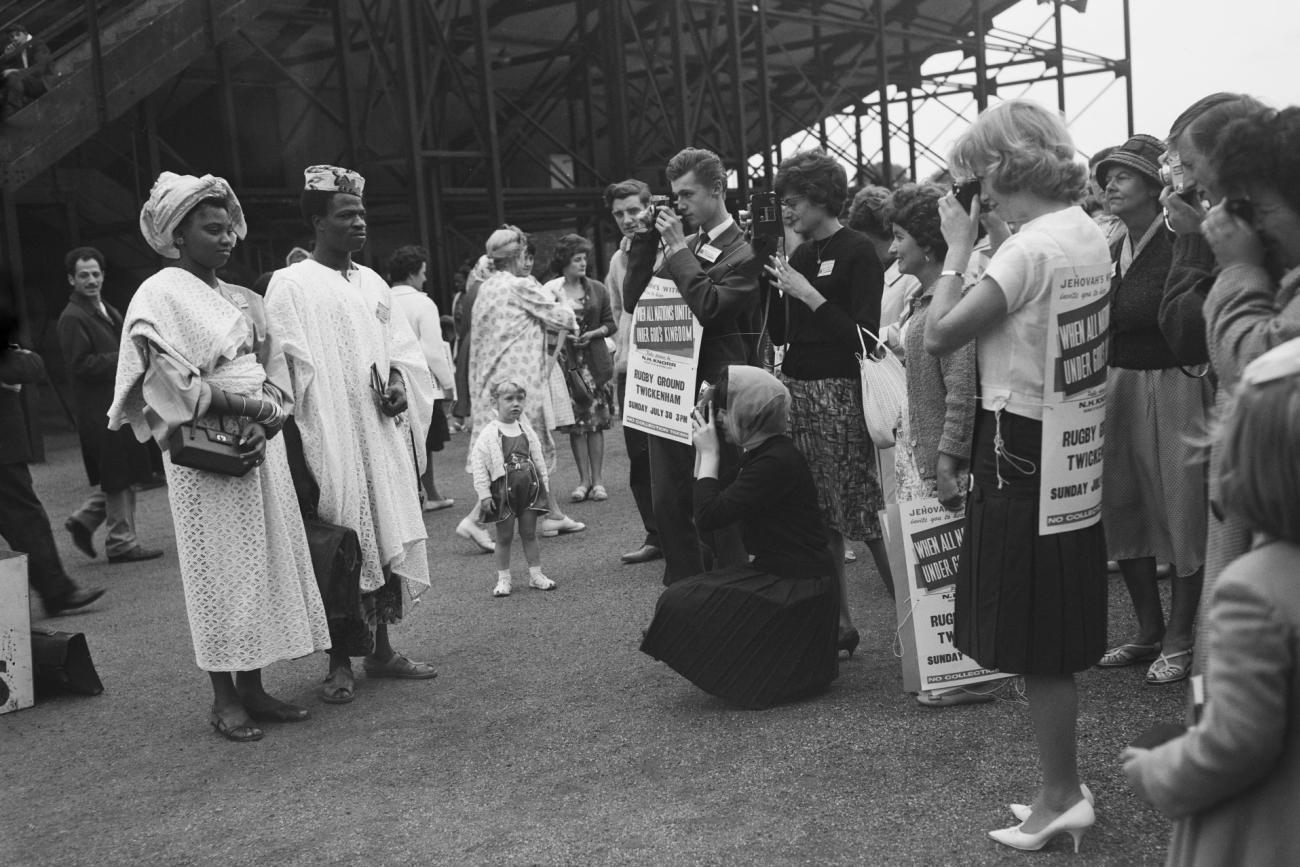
[768,227,883,380]
[1157,232,1216,366]
[693,435,834,579]
[1109,226,1181,370]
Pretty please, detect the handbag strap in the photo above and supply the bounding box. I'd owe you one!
[856,324,886,359]
[544,330,568,377]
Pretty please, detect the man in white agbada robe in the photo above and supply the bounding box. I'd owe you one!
[266,165,437,705]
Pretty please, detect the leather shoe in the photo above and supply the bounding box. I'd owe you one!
[621,544,663,564]
[45,586,106,616]
[108,546,164,564]
[64,517,96,558]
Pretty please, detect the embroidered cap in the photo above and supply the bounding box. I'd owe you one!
[304,165,365,196]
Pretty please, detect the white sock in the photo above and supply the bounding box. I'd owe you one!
[529,566,544,579]
[497,569,512,581]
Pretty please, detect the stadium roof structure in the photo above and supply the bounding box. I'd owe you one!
[1,0,1130,313]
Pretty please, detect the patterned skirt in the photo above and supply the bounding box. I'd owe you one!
[556,349,615,434]
[782,375,882,541]
[1101,366,1210,577]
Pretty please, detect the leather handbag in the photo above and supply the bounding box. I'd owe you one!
[167,406,250,477]
[856,325,906,448]
[303,517,370,657]
[30,628,104,696]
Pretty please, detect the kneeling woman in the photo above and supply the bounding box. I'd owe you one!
[640,366,838,708]
[109,173,330,741]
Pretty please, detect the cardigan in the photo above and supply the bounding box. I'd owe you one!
[902,291,976,478]
[1157,232,1217,366]
[1108,223,1181,370]
[1129,542,1300,867]
[693,435,833,579]
[468,418,549,500]
[768,227,884,381]
[1205,263,1300,392]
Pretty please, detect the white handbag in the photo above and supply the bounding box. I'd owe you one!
[856,325,906,448]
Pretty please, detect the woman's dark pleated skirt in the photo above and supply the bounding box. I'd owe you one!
[953,409,1108,676]
[639,565,838,709]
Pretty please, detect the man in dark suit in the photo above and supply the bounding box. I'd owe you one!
[56,247,162,564]
[623,147,760,584]
[0,325,104,615]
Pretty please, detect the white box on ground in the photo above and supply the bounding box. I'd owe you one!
[0,549,34,714]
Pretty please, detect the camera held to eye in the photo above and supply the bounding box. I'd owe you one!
[638,194,672,231]
[1225,198,1255,223]
[695,380,716,416]
[1159,155,1201,206]
[953,178,982,210]
[748,191,783,239]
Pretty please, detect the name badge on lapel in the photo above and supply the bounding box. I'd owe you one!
[230,293,250,310]
[698,243,722,264]
[376,301,391,324]
[817,259,836,278]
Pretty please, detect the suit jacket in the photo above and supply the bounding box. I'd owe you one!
[623,222,760,387]
[57,293,150,491]
[0,347,45,465]
[1130,542,1300,866]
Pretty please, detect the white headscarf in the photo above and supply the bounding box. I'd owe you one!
[722,365,790,450]
[138,171,246,259]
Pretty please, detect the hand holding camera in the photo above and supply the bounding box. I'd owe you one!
[938,187,981,261]
[1202,199,1266,269]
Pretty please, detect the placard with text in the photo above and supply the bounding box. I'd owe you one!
[888,498,1008,693]
[623,277,704,444]
[1038,262,1112,535]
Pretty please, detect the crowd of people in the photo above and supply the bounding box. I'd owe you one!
[3,87,1299,862]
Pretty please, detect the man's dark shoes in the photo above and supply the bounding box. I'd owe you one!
[45,587,106,616]
[64,518,96,558]
[108,546,164,564]
[621,544,663,565]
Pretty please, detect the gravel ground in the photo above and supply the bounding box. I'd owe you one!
[3,424,1184,866]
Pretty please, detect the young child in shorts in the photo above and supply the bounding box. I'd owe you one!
[468,380,556,597]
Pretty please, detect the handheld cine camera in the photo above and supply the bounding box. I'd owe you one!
[746,191,783,239]
[638,194,673,231]
[952,178,981,210]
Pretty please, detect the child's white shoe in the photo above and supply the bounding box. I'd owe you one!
[528,570,556,591]
[492,573,512,597]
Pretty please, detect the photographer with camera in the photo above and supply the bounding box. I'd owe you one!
[764,149,894,657]
[1156,93,1266,367]
[622,147,759,585]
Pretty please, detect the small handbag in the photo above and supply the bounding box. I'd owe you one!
[167,405,251,477]
[856,325,906,448]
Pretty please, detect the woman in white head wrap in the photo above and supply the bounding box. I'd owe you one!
[460,224,587,543]
[109,172,329,743]
[639,365,840,709]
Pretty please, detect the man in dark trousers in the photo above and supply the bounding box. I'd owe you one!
[623,147,760,584]
[0,316,104,615]
[56,247,163,564]
[604,179,661,566]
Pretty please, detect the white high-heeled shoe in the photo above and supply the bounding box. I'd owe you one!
[1009,783,1094,822]
[989,798,1095,853]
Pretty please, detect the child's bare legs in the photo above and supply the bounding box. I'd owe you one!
[494,516,515,572]
[519,509,555,589]
[518,510,541,567]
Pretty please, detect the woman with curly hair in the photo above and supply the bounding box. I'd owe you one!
[764,148,894,658]
[883,184,987,708]
[926,100,1111,851]
[542,233,617,502]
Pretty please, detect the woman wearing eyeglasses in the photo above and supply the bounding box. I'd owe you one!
[764,149,894,658]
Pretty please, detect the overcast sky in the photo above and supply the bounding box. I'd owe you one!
[781,0,1300,179]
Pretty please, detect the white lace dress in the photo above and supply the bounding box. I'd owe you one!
[265,259,434,594]
[108,268,330,672]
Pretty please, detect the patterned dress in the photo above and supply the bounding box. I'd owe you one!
[108,269,329,672]
[468,271,578,468]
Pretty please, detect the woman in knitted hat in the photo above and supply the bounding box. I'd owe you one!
[1095,135,1212,686]
[109,172,329,742]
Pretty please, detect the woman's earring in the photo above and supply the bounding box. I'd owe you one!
[174,237,185,247]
